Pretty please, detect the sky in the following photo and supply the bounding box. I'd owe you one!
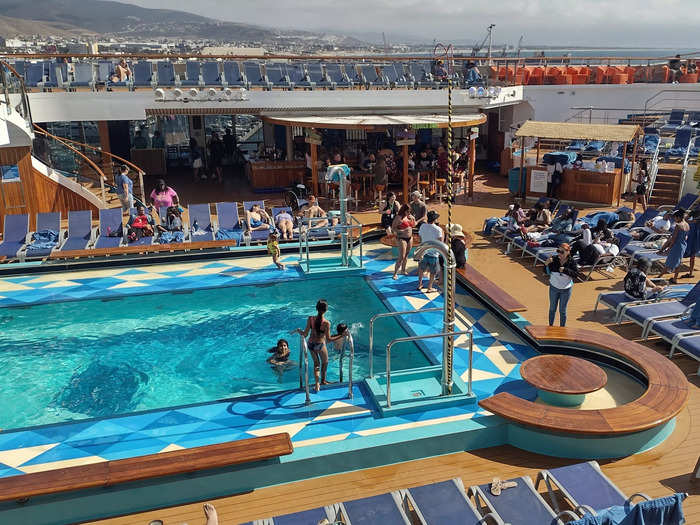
[116,0,700,48]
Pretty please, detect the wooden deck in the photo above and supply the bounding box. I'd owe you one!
[80,181,700,523]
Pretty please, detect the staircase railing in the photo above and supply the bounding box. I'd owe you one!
[33,124,147,205]
[647,139,661,201]
[680,138,693,203]
[32,126,108,204]
[298,334,311,406]
[0,59,31,124]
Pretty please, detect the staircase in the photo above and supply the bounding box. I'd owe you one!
[649,162,684,206]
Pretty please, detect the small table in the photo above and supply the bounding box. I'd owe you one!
[520,354,607,407]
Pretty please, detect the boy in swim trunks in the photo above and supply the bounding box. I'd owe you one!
[246,203,271,232]
[267,231,285,269]
[332,323,348,353]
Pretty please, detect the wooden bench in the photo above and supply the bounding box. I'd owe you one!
[456,265,527,314]
[479,326,689,435]
[0,433,292,503]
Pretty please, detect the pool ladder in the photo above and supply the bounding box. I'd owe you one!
[298,331,355,406]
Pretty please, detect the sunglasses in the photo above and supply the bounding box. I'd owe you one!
[557,249,565,254]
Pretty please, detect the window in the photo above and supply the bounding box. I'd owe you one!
[0,165,19,182]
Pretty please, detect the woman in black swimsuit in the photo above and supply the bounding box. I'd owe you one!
[292,300,344,392]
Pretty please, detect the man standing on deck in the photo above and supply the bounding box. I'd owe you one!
[417,210,443,292]
[115,165,134,215]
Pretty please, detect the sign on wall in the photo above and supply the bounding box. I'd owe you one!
[530,168,548,194]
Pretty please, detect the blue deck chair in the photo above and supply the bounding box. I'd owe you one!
[132,61,154,87]
[271,206,298,241]
[306,62,326,88]
[188,203,215,241]
[689,135,700,156]
[269,506,335,524]
[661,109,686,132]
[243,61,268,89]
[25,212,61,258]
[646,315,700,344]
[181,61,202,86]
[585,140,606,152]
[126,208,154,246]
[61,210,93,251]
[658,192,699,213]
[611,207,658,234]
[567,139,587,151]
[223,61,244,87]
[0,214,29,258]
[97,60,114,84]
[536,461,650,516]
[243,200,271,242]
[156,61,176,86]
[406,478,503,525]
[265,63,290,89]
[201,62,222,86]
[469,477,577,525]
[408,62,431,88]
[71,62,94,88]
[11,60,26,77]
[358,64,380,87]
[670,334,700,372]
[25,62,44,87]
[619,281,700,336]
[666,126,693,157]
[215,202,244,242]
[336,491,412,525]
[93,208,123,249]
[594,283,693,323]
[326,63,351,88]
[43,61,67,88]
[286,63,307,88]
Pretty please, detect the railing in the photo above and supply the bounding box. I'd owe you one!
[32,126,108,203]
[384,330,473,408]
[297,334,311,406]
[296,214,363,272]
[647,138,661,201]
[680,139,693,203]
[368,307,444,378]
[34,124,147,205]
[643,89,700,117]
[337,332,355,399]
[0,59,31,123]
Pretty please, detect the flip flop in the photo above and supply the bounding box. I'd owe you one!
[681,273,694,278]
[490,478,502,496]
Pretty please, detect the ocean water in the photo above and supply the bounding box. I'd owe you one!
[0,276,429,430]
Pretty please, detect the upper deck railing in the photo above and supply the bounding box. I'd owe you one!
[2,53,698,92]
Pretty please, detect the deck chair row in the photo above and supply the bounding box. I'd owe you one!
[240,461,685,525]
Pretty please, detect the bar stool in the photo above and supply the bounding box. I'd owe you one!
[435,177,446,202]
[351,182,361,211]
[417,172,431,202]
[328,181,339,205]
[374,184,386,209]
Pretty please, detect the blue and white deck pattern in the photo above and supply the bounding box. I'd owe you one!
[0,244,537,478]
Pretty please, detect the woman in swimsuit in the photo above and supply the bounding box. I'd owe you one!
[291,299,344,392]
[391,204,416,280]
[246,203,271,232]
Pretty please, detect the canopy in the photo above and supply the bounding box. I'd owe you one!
[515,121,641,142]
[262,113,486,130]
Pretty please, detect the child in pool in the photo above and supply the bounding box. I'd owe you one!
[332,323,349,353]
[267,231,285,270]
[267,339,290,364]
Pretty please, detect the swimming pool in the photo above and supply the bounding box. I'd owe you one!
[0,276,429,430]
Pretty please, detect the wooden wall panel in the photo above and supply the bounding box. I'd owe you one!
[0,146,99,233]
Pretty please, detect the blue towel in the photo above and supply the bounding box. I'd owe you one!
[216,228,243,242]
[32,229,59,244]
[158,231,184,244]
[579,211,620,228]
[568,494,686,525]
[483,217,504,235]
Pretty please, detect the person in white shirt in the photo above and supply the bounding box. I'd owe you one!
[631,212,672,240]
[417,211,444,292]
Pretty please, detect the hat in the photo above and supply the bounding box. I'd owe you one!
[450,224,465,237]
[508,204,514,210]
[427,210,439,222]
[411,190,422,199]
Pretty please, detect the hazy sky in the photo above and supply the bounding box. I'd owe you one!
[117,0,700,47]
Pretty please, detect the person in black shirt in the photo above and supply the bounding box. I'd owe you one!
[544,243,579,326]
[450,223,467,269]
[208,132,225,183]
[381,192,400,232]
[669,55,682,82]
[591,218,614,243]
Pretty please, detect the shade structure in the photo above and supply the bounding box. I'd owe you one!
[262,113,486,130]
[515,121,641,142]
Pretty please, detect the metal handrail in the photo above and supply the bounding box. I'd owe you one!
[647,139,661,201]
[298,334,311,406]
[34,125,148,204]
[368,307,444,377]
[297,215,363,272]
[680,139,693,203]
[384,330,473,408]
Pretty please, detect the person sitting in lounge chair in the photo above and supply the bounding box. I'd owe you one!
[275,209,295,240]
[630,211,672,240]
[624,258,665,300]
[156,206,184,243]
[246,203,272,232]
[127,205,154,241]
[299,195,336,229]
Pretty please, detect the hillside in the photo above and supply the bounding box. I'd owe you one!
[0,15,95,38]
[0,0,322,42]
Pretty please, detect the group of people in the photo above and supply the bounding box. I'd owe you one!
[190,129,241,183]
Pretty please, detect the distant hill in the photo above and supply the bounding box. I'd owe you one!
[0,0,362,44]
[0,14,95,38]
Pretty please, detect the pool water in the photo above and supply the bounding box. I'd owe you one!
[0,276,428,430]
